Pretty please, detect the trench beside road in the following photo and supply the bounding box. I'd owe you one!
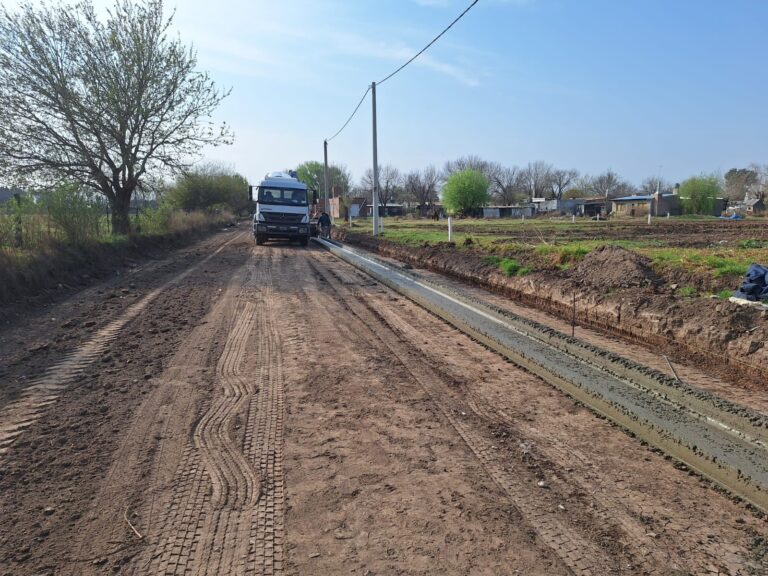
[0,227,766,576]
[316,237,768,513]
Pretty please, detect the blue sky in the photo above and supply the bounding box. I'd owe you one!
[10,0,768,186]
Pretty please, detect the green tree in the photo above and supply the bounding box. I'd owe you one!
[679,175,722,215]
[295,161,351,198]
[165,164,248,213]
[0,0,232,235]
[442,169,490,217]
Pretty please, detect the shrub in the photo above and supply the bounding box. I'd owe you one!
[499,258,520,276]
[679,175,722,215]
[38,183,106,244]
[442,169,490,216]
[165,164,249,214]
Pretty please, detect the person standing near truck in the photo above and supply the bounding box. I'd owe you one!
[318,211,331,239]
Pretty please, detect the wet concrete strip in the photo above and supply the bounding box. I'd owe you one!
[316,238,768,512]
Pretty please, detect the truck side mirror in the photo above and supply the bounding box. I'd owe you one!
[248,185,254,201]
[312,190,318,205]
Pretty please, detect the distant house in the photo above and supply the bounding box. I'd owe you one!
[612,192,682,217]
[333,197,406,219]
[537,198,601,216]
[482,205,536,219]
[745,198,766,214]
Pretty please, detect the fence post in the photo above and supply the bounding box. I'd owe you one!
[13,193,22,248]
[448,216,452,242]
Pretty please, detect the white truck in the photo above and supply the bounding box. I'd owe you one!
[250,172,316,246]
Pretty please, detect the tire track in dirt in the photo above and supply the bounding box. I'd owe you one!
[0,232,245,458]
[308,253,644,576]
[140,247,289,575]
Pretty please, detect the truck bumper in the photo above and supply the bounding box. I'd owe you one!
[255,224,309,238]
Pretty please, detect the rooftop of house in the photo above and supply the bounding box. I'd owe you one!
[614,193,677,202]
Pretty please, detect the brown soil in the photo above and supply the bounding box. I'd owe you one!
[335,229,768,390]
[462,218,768,248]
[568,245,660,290]
[0,228,766,575]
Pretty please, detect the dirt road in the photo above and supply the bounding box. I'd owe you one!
[0,227,766,575]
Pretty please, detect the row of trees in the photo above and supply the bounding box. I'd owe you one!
[297,155,768,214]
[297,157,668,211]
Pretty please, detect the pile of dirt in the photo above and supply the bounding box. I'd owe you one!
[569,245,659,290]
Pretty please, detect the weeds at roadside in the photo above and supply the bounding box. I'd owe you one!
[678,286,698,297]
[739,239,768,249]
[535,244,591,264]
[717,289,733,299]
[499,258,521,276]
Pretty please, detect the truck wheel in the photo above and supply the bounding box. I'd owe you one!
[256,234,266,245]
[299,236,309,247]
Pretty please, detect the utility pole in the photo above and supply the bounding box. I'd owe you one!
[323,139,330,214]
[371,81,380,236]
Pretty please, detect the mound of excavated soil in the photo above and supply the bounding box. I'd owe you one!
[569,245,659,290]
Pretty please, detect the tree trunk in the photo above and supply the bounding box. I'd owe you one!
[110,192,133,235]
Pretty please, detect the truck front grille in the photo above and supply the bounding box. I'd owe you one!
[262,212,304,224]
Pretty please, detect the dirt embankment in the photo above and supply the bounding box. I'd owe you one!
[0,221,238,308]
[334,230,768,388]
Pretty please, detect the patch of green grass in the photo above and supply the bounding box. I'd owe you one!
[717,289,733,299]
[678,286,697,297]
[516,265,533,276]
[704,255,749,277]
[534,244,591,264]
[738,239,768,249]
[483,255,502,266]
[499,258,521,276]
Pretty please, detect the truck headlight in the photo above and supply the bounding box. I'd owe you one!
[256,212,265,222]
[300,214,309,224]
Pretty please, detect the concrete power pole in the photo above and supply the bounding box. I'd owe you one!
[371,81,380,236]
[323,139,330,214]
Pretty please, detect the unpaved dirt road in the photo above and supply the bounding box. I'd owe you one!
[1,225,766,575]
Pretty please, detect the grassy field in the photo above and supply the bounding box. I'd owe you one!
[344,216,768,284]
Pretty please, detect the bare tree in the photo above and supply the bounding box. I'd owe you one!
[520,161,553,201]
[486,163,526,205]
[404,166,440,216]
[444,155,491,179]
[379,165,402,213]
[588,170,628,199]
[0,0,232,234]
[549,168,578,200]
[724,168,758,202]
[749,163,768,199]
[639,176,672,196]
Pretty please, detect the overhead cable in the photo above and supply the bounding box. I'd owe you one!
[377,0,480,86]
[325,0,479,142]
[326,86,371,142]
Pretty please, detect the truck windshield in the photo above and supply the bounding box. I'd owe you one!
[258,187,307,206]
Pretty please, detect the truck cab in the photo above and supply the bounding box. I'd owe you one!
[252,172,314,246]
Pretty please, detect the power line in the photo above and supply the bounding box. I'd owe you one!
[378,0,480,86]
[325,0,479,143]
[326,86,371,142]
